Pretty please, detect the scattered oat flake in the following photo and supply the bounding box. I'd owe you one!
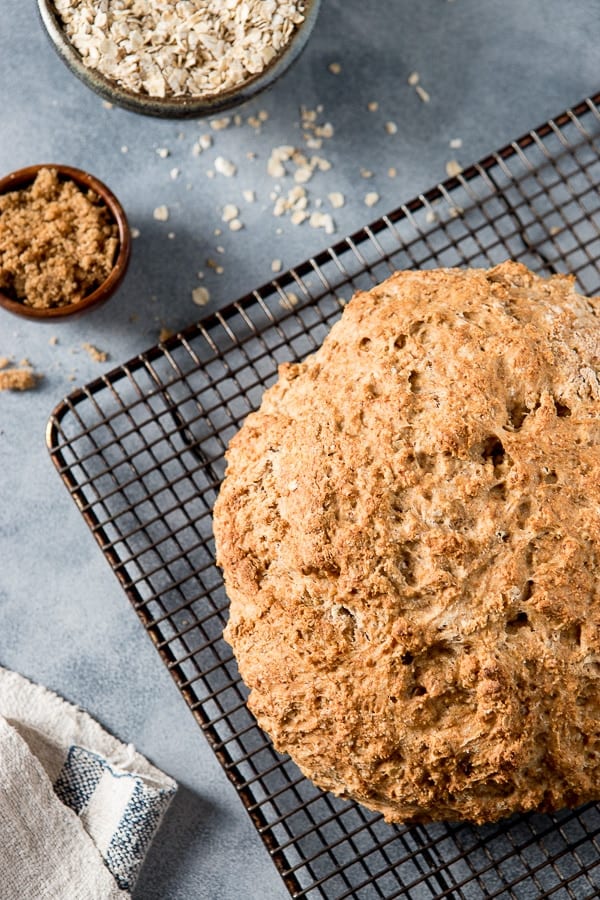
[415,84,431,103]
[280,291,299,310]
[309,211,335,234]
[82,343,108,363]
[222,204,239,222]
[368,101,379,112]
[156,147,170,159]
[211,117,231,131]
[446,159,463,178]
[153,205,169,222]
[271,259,282,273]
[328,62,342,74]
[385,121,398,135]
[290,210,308,225]
[365,192,380,207]
[192,286,210,306]
[328,191,345,209]
[229,218,243,232]
[450,138,463,149]
[243,189,256,203]
[215,156,236,177]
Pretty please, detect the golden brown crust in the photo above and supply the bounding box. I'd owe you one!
[213,262,600,824]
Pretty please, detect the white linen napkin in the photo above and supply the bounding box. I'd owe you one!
[0,666,176,899]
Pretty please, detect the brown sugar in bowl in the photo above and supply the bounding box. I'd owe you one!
[0,163,131,321]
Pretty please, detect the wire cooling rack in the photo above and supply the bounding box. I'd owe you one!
[48,94,600,899]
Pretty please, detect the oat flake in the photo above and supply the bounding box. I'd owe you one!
[192,286,210,306]
[54,0,306,100]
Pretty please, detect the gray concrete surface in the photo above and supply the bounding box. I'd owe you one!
[0,1,598,897]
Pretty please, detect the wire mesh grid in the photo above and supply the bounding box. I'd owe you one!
[47,94,600,899]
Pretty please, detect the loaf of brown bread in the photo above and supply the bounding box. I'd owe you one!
[213,261,600,824]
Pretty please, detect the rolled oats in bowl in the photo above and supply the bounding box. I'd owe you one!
[39,0,319,116]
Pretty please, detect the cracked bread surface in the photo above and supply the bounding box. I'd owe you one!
[213,261,600,824]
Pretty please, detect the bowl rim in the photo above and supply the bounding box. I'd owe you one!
[37,0,321,119]
[0,163,131,321]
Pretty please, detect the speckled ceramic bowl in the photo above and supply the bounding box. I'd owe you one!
[0,163,131,321]
[37,0,321,119]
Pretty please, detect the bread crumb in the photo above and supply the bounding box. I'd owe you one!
[229,218,243,232]
[82,342,108,363]
[328,192,345,209]
[243,190,256,203]
[153,205,169,221]
[192,286,210,306]
[365,192,380,207]
[446,159,463,178]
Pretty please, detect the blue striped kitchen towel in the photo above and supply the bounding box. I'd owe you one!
[0,667,176,899]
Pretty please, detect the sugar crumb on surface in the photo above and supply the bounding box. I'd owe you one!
[0,358,40,392]
[82,342,108,363]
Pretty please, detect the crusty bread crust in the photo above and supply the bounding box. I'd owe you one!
[213,262,600,824]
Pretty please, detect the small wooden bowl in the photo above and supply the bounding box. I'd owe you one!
[37,0,321,119]
[0,163,131,321]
